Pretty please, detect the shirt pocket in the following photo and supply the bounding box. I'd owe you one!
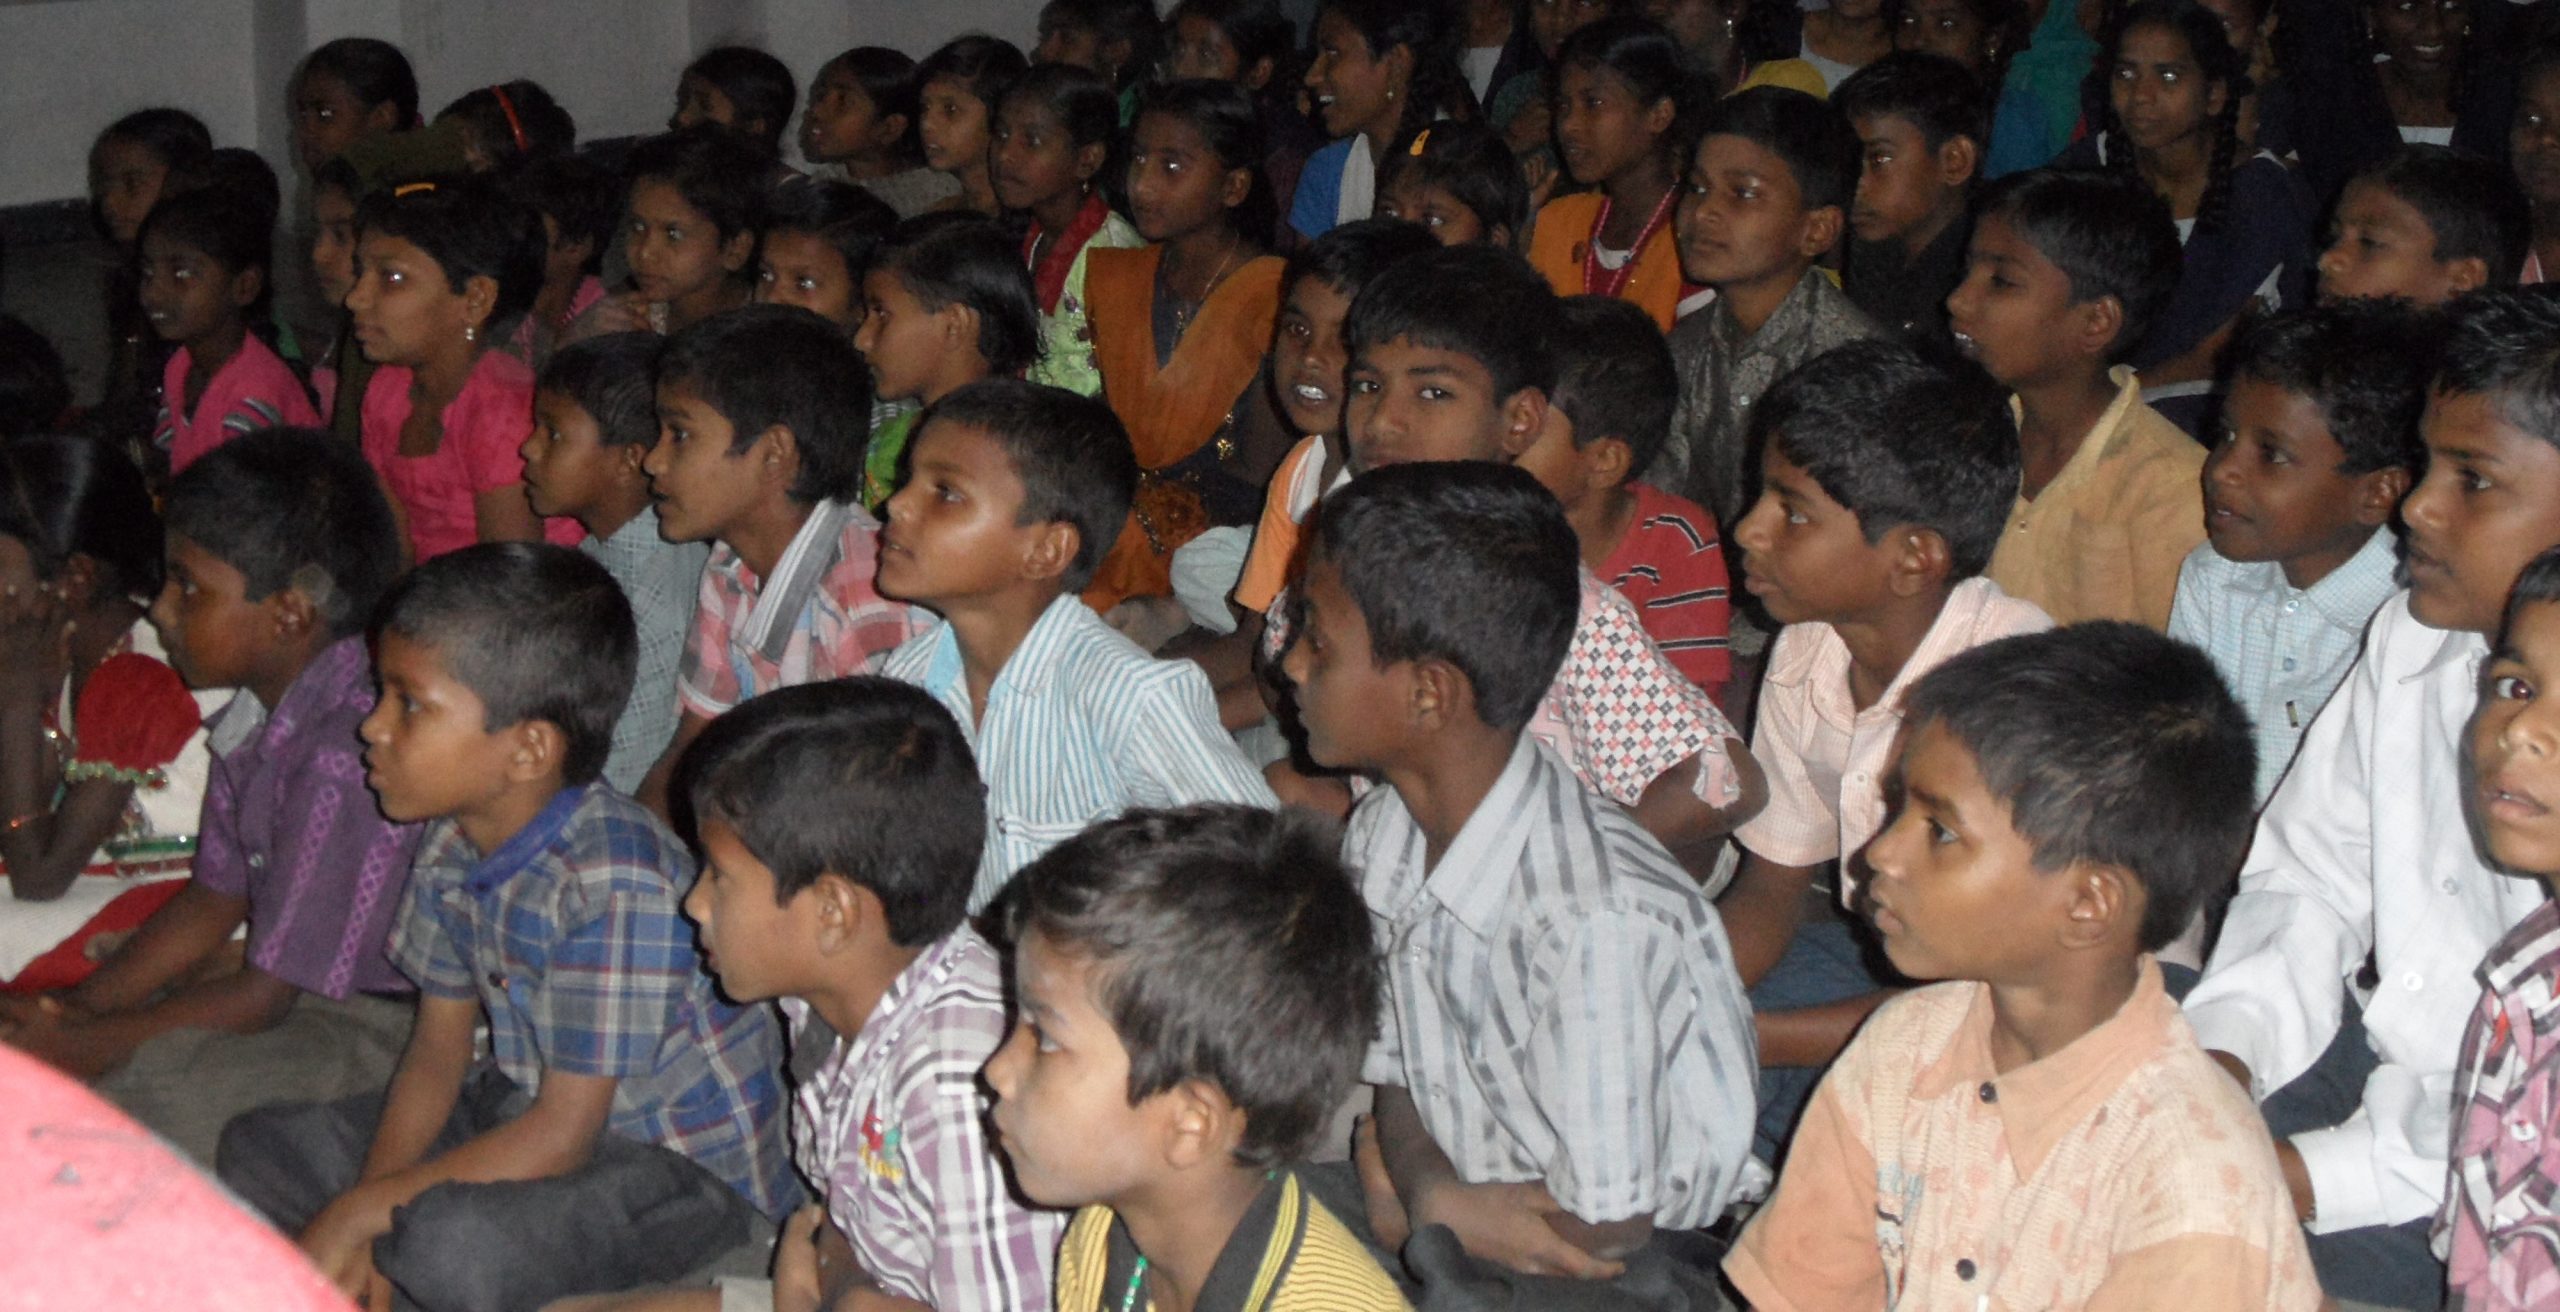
[990,813,1100,875]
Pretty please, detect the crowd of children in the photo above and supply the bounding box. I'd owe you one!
[19,1,2560,1307]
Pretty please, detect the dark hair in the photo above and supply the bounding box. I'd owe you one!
[299,38,420,129]
[657,304,875,505]
[506,153,621,278]
[1904,622,2256,953]
[685,678,985,944]
[373,543,636,788]
[764,180,899,295]
[355,174,547,329]
[1040,0,1166,88]
[1003,804,1379,1166]
[1309,462,1578,730]
[95,108,212,174]
[2098,0,2247,235]
[163,427,402,638]
[1376,119,1529,242]
[1976,168,2183,362]
[1345,244,1560,399]
[310,155,366,206]
[2434,287,2560,450]
[2496,544,2560,654]
[140,183,277,284]
[2349,145,2534,290]
[917,34,1033,121]
[437,80,577,169]
[1551,296,1679,478]
[821,47,927,167]
[1833,49,1991,150]
[1700,86,1861,213]
[1886,0,2031,83]
[2226,301,2435,477]
[1282,214,1442,298]
[1317,0,1473,144]
[1135,79,1279,247]
[166,146,282,216]
[1004,62,1124,154]
[0,318,69,442]
[0,435,160,596]
[918,379,1138,591]
[1554,16,1705,163]
[1757,338,2022,578]
[684,46,799,155]
[539,332,664,448]
[872,215,1044,376]
[1166,0,1300,87]
[625,124,772,247]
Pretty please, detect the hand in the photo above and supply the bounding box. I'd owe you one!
[1519,152,1562,216]
[576,291,656,338]
[2274,1139,2316,1223]
[1353,1115,1413,1251]
[300,1191,395,1302]
[771,1205,828,1312]
[4,1003,125,1080]
[1412,1178,1628,1281]
[0,579,71,705]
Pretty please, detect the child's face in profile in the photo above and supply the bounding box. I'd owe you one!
[670,71,742,136]
[345,231,479,368]
[523,388,641,527]
[985,930,1174,1209]
[918,77,993,179]
[359,633,520,829]
[994,97,1101,217]
[683,821,824,1005]
[90,135,168,248]
[876,419,1047,607]
[2476,597,2560,878]
[802,64,889,166]
[312,185,360,307]
[853,268,951,405]
[625,179,746,309]
[2511,65,2560,218]
[1279,553,1415,771]
[1848,113,1967,253]
[755,230,862,332]
[2318,180,2475,307]
[2402,391,2560,634]
[1377,178,1491,247]
[1345,336,1540,474]
[150,532,273,692]
[1554,63,1671,190]
[1945,211,2096,389]
[1676,133,1825,293]
[644,376,767,545]
[2202,376,2399,580]
[1273,275,1355,438]
[292,71,389,174]
[1732,443,1904,627]
[137,231,252,352]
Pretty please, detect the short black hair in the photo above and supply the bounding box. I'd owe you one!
[657,304,874,505]
[1833,49,1990,150]
[917,34,1032,119]
[685,678,986,946]
[506,153,621,278]
[821,47,927,167]
[164,427,402,638]
[1903,622,2256,953]
[1134,79,1279,248]
[763,179,899,294]
[2435,287,2560,450]
[0,317,69,441]
[354,173,547,329]
[917,379,1138,591]
[540,332,663,448]
[1309,462,1578,731]
[2497,543,2560,653]
[1002,804,1379,1167]
[1977,168,2183,362]
[140,183,277,284]
[2226,300,2436,477]
[437,80,577,169]
[1344,244,1560,400]
[0,434,160,596]
[2349,145,2533,290]
[374,543,636,788]
[684,46,799,155]
[626,124,771,247]
[1040,0,1166,85]
[1002,62,1123,151]
[1758,339,2021,578]
[96,108,212,172]
[1699,86,1861,213]
[300,37,420,127]
[1550,296,1679,479]
[1375,119,1530,243]
[872,215,1043,376]
[1280,216,1439,301]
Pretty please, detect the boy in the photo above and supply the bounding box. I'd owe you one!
[1725,623,2322,1309]
[987,804,1409,1311]
[1835,51,1986,346]
[1658,85,1878,542]
[1289,463,1756,1306]
[1515,294,1734,706]
[637,303,928,813]
[2167,301,2433,808]
[1947,167,2202,631]
[524,331,711,794]
[571,678,1065,1312]
[2183,289,2560,1310]
[218,544,796,1312]
[0,428,417,1165]
[2318,144,2531,307]
[872,379,1276,913]
[1717,340,2051,1164]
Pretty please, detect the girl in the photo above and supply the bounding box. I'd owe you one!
[2264,0,2512,207]
[2062,0,2311,429]
[2513,42,2560,284]
[584,125,766,338]
[1292,0,1473,241]
[347,177,575,561]
[0,438,217,993]
[1485,0,1614,170]
[1034,0,1164,119]
[1529,18,1699,329]
[138,187,319,475]
[1637,0,1827,97]
[668,45,798,159]
[1087,80,1290,609]
[1375,119,1530,247]
[1164,0,1324,222]
[87,109,210,450]
[1891,0,2028,82]
[801,47,962,218]
[756,180,899,336]
[308,157,365,430]
[502,154,618,371]
[434,80,576,172]
[916,35,1031,216]
[289,37,417,174]
[851,217,1042,509]
[994,64,1146,395]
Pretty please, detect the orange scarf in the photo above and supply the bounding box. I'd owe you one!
[1528,192,1686,332]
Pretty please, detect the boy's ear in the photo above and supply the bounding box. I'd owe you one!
[1935,135,1981,190]
[2071,294,2127,362]
[1886,525,1954,596]
[808,871,879,951]
[1585,434,1635,491]
[1407,655,1475,731]
[2351,466,2413,528]
[2058,860,2140,952]
[755,423,802,488]
[505,717,565,784]
[719,228,755,274]
[1797,205,1845,260]
[2444,255,2492,297]
[941,301,983,353]
[263,578,320,644]
[1159,1078,1245,1170]
[1019,519,1081,584]
[1498,387,1550,460]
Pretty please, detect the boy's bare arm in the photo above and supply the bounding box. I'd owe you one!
[1631,741,1767,870]
[64,881,249,1013]
[636,711,711,820]
[1372,1084,1633,1279]
[1720,853,1820,988]
[359,993,484,1182]
[1756,992,1896,1069]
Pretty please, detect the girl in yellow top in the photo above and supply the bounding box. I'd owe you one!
[1528,17,1701,330]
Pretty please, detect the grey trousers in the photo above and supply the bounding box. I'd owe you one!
[99,988,414,1167]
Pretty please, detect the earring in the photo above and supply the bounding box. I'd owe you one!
[463,323,478,343]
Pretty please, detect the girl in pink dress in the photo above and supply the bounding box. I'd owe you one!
[140,187,319,476]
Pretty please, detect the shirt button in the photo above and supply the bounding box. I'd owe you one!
[2443,879,2461,895]
[246,853,264,869]
[1956,1258,1977,1281]
[1978,1082,1997,1104]
[2403,971,2425,992]
[2282,658,2298,672]
[487,972,506,990]
[2515,1121,2541,1143]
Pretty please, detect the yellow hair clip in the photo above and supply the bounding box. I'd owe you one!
[1408,128,1432,156]
[394,181,438,197]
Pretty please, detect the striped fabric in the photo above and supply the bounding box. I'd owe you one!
[153,335,320,474]
[677,500,928,718]
[582,506,708,792]
[1600,482,1733,698]
[877,595,1278,912]
[2440,898,2560,1310]
[1055,1170,1410,1310]
[1349,734,1758,1230]
[389,784,796,1219]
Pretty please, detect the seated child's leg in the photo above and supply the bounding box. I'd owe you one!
[217,1092,394,1233]
[1746,914,1892,1165]
[2304,1219,2444,1312]
[102,991,412,1167]
[2257,988,2380,1142]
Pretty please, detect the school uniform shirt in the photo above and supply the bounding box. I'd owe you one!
[876,594,1278,913]
[1726,961,2323,1311]
[1599,482,1734,701]
[676,498,927,720]
[388,783,797,1219]
[582,506,708,794]
[785,927,1062,1309]
[2440,898,2560,1310]
[153,335,319,475]
[1349,733,1758,1231]
[1658,267,1881,537]
[2166,528,2399,805]
[2185,592,2549,1235]
[1983,366,2205,632]
[1054,1170,1411,1312]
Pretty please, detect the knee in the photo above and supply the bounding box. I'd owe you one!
[377,1186,530,1312]
[213,1103,332,1227]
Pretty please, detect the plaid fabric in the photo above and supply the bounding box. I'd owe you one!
[677,501,928,718]
[2441,898,2560,1310]
[389,784,795,1218]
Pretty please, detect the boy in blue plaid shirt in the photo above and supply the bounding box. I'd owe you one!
[218,544,795,1312]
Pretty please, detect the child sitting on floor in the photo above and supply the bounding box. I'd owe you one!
[2318,144,2532,307]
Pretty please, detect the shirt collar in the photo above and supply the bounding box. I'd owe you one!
[741,499,864,662]
[2300,528,2404,632]
[462,783,592,896]
[1715,266,1827,354]
[1099,1170,1302,1311]
[2404,593,2489,682]
[590,504,667,561]
[1763,578,2013,723]
[917,594,1088,707]
[1420,734,1547,936]
[2007,366,2144,504]
[2479,897,2560,997]
[1911,957,2178,1179]
[220,635,372,756]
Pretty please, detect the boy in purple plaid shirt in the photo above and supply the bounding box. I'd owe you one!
[219,544,795,1312]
